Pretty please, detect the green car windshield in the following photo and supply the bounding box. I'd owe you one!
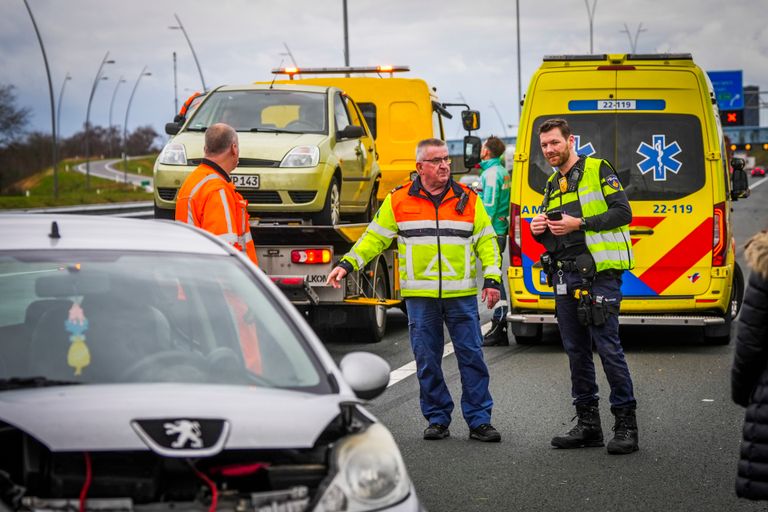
[188,90,328,134]
[0,250,329,393]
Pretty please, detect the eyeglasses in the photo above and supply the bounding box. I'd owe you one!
[419,156,452,165]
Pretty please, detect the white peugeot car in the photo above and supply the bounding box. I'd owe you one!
[0,215,420,512]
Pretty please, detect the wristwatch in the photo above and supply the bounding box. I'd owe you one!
[580,217,587,230]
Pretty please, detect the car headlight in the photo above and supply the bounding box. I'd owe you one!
[280,146,320,168]
[158,143,187,165]
[315,423,411,511]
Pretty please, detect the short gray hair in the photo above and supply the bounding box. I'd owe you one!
[416,138,447,161]
[204,123,237,156]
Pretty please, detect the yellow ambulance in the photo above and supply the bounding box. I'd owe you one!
[507,53,750,344]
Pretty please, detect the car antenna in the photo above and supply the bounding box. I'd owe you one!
[49,221,61,239]
[269,57,285,90]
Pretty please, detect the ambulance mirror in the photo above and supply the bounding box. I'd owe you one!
[731,167,749,201]
[730,157,745,171]
[463,135,482,169]
[461,110,481,132]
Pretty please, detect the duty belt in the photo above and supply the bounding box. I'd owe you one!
[554,260,580,272]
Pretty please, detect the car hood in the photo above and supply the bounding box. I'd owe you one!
[0,383,354,452]
[172,131,328,162]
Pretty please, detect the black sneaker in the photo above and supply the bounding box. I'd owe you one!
[423,423,450,440]
[483,321,509,346]
[469,423,501,442]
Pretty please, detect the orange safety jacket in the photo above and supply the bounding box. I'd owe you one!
[175,159,258,265]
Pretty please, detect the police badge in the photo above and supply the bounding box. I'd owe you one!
[606,174,621,190]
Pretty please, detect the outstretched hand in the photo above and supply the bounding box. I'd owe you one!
[326,266,348,289]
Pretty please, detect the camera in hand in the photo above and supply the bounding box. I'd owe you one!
[546,209,563,221]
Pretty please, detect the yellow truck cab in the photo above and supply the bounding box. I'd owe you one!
[508,53,750,344]
[269,66,455,200]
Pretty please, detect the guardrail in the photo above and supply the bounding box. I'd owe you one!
[2,201,154,219]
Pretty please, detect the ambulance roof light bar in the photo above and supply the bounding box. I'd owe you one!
[272,65,410,79]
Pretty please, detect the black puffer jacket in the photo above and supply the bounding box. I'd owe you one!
[732,230,768,499]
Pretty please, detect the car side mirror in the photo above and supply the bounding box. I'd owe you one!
[165,122,181,136]
[339,351,390,400]
[338,125,364,140]
[731,157,746,171]
[463,135,482,169]
[461,110,481,132]
[173,114,185,123]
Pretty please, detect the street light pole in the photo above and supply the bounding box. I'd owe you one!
[516,0,522,121]
[22,0,59,198]
[342,0,350,66]
[620,22,646,54]
[85,51,115,189]
[56,73,71,155]
[585,0,598,54]
[108,76,126,158]
[173,51,178,114]
[123,66,151,183]
[170,14,206,91]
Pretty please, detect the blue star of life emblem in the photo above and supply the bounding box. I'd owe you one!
[573,135,595,157]
[636,134,682,181]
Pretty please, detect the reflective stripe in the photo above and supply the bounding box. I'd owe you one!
[483,265,501,276]
[401,278,477,291]
[219,233,239,244]
[400,235,471,247]
[186,173,222,225]
[368,221,397,239]
[473,225,497,242]
[438,220,474,232]
[578,189,603,205]
[464,243,471,280]
[218,189,234,235]
[406,244,415,281]
[349,249,365,268]
[242,231,253,244]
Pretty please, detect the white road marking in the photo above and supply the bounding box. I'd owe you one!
[387,320,493,388]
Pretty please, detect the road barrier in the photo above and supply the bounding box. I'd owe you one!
[2,201,154,218]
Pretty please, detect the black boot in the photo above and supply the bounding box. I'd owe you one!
[551,403,604,448]
[607,406,639,454]
[483,320,509,346]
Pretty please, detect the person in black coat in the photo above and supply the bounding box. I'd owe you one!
[732,229,768,499]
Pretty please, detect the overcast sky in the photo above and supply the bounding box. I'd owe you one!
[2,0,766,145]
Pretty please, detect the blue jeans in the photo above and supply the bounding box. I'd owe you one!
[406,295,493,429]
[554,271,636,408]
[493,235,508,324]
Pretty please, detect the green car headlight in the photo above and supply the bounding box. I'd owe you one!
[316,423,411,511]
[158,143,187,165]
[280,146,320,168]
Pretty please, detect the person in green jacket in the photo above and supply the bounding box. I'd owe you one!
[479,136,512,346]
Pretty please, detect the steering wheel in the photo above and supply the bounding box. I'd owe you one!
[120,350,208,382]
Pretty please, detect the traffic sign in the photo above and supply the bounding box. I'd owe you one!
[707,70,744,110]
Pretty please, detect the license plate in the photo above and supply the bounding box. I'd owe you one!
[232,174,260,189]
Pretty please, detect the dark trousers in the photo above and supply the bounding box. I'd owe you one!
[406,295,493,429]
[554,270,636,408]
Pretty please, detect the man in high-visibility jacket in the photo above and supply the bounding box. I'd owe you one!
[327,138,503,443]
[530,118,637,455]
[175,123,258,265]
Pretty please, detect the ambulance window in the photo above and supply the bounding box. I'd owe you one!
[528,114,705,201]
[333,93,351,132]
[358,103,377,139]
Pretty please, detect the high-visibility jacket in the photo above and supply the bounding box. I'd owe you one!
[175,159,258,265]
[478,157,510,236]
[543,156,633,272]
[341,178,500,298]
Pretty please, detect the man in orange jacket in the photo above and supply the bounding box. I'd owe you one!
[175,123,258,265]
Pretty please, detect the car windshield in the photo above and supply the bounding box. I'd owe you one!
[188,90,328,134]
[0,250,329,393]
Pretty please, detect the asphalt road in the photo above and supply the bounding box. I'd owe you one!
[75,158,153,188]
[324,175,768,511]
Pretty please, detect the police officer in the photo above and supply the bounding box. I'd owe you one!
[530,118,638,455]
